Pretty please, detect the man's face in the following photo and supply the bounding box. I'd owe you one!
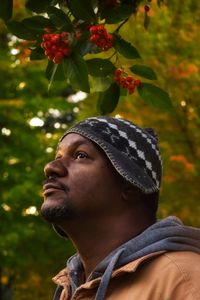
[41,133,124,224]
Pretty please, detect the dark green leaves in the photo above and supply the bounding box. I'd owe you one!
[30,47,45,60]
[25,0,50,13]
[73,31,95,56]
[63,53,90,93]
[114,35,141,59]
[0,0,13,21]
[97,83,120,114]
[67,0,96,22]
[86,59,115,77]
[131,65,157,80]
[101,5,133,24]
[47,6,73,31]
[137,83,172,110]
[22,16,53,31]
[6,20,38,40]
[46,61,65,82]
[7,16,54,40]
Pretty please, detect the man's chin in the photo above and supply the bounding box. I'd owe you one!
[40,202,74,223]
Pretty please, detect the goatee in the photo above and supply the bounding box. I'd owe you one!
[40,203,74,223]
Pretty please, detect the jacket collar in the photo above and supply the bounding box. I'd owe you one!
[52,251,165,291]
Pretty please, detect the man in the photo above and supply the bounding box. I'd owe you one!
[41,116,200,300]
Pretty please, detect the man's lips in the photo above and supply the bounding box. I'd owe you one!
[43,182,67,196]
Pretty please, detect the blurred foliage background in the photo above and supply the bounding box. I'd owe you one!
[0,0,200,299]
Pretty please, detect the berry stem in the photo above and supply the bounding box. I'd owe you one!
[108,50,117,60]
[115,17,129,33]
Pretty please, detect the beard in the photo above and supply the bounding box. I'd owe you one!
[40,201,75,224]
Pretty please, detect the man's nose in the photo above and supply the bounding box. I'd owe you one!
[44,159,67,178]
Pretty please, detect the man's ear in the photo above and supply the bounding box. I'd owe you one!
[121,182,141,202]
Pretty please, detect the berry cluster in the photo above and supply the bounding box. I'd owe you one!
[41,32,72,64]
[114,69,141,95]
[89,25,113,51]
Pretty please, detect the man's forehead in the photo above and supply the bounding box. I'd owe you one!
[56,133,95,152]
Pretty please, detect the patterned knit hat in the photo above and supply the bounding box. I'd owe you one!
[60,116,162,194]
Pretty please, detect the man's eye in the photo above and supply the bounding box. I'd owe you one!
[75,152,88,159]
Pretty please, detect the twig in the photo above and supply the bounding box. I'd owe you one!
[115,17,129,33]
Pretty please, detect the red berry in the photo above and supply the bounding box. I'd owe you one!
[144,5,150,12]
[62,47,72,56]
[43,34,51,41]
[97,25,105,33]
[45,50,52,56]
[50,45,57,53]
[89,26,97,34]
[115,69,122,77]
[47,54,54,60]
[75,31,82,40]
[53,52,63,64]
[126,76,134,83]
[135,79,142,86]
[90,34,100,43]
[41,42,45,48]
[44,41,51,49]
[107,33,113,42]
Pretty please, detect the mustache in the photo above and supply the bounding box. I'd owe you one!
[43,177,69,192]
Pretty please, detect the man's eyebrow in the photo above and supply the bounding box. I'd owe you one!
[56,139,93,154]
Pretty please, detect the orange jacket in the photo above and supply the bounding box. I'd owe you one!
[53,250,200,300]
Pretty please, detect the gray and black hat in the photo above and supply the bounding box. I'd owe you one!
[60,116,162,194]
[54,116,162,238]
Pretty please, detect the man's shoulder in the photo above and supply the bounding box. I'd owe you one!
[159,251,200,280]
[109,251,200,300]
[162,250,200,265]
[135,250,200,276]
[114,250,200,273]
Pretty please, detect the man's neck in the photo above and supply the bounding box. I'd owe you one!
[58,213,154,279]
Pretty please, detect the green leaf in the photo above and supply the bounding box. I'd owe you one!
[144,11,150,30]
[30,47,45,60]
[100,5,133,24]
[48,63,59,91]
[86,59,115,77]
[137,83,172,110]
[6,20,38,40]
[25,0,50,13]
[0,0,13,21]
[114,35,141,59]
[74,31,99,56]
[63,53,90,93]
[67,0,96,22]
[97,83,120,114]
[89,76,113,93]
[130,65,157,80]
[45,60,66,82]
[47,6,73,31]
[22,16,53,31]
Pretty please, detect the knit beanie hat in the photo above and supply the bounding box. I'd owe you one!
[54,116,162,238]
[60,116,162,194]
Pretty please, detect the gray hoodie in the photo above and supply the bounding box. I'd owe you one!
[53,216,200,300]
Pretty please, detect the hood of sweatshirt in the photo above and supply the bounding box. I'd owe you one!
[54,216,200,300]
